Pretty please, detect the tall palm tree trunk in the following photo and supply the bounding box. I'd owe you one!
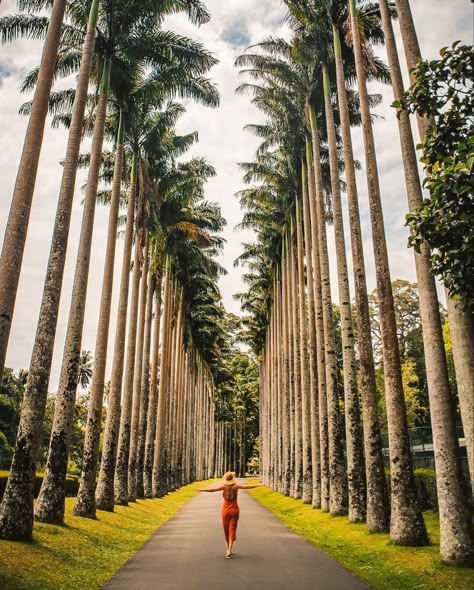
[136,272,155,498]
[290,226,303,499]
[322,65,366,522]
[305,135,330,511]
[128,234,149,501]
[273,283,282,490]
[270,325,276,487]
[301,160,321,508]
[176,329,186,485]
[0,0,99,540]
[74,112,125,518]
[263,339,269,484]
[395,0,474,502]
[449,311,474,494]
[271,281,279,489]
[35,59,112,525]
[266,307,273,485]
[95,156,137,511]
[114,233,143,505]
[281,248,292,496]
[167,296,180,488]
[182,351,190,482]
[0,0,67,379]
[276,271,286,492]
[286,235,296,495]
[379,0,474,564]
[332,25,389,532]
[262,342,267,482]
[143,274,163,497]
[188,357,197,480]
[208,397,215,480]
[308,104,348,515]
[295,198,312,503]
[169,293,183,488]
[349,0,427,546]
[152,263,172,497]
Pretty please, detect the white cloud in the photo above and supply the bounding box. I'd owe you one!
[0,0,471,387]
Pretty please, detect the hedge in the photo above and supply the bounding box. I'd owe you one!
[385,467,473,512]
[0,472,79,500]
[413,468,439,510]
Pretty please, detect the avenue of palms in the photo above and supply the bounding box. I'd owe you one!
[0,0,472,583]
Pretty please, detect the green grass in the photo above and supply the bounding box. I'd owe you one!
[248,486,474,590]
[0,480,216,590]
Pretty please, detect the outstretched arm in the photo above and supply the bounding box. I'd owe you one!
[237,483,263,490]
[199,484,225,492]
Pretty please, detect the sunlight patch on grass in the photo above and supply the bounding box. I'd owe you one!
[248,486,473,590]
[0,480,216,590]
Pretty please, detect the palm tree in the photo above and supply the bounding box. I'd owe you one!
[280,240,292,496]
[289,221,303,499]
[308,101,348,515]
[95,154,137,512]
[0,0,68,379]
[34,57,113,525]
[152,260,173,497]
[114,207,145,506]
[348,0,427,546]
[301,159,321,507]
[236,36,354,514]
[295,197,313,503]
[35,0,218,522]
[143,271,163,498]
[283,0,394,529]
[305,137,329,511]
[329,10,389,533]
[379,0,474,564]
[72,111,126,518]
[0,0,100,540]
[96,97,217,515]
[135,272,156,499]
[127,232,150,502]
[398,0,474,513]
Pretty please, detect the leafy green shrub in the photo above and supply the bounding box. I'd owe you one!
[0,431,14,469]
[385,468,437,511]
[385,467,473,512]
[414,468,438,510]
[0,472,79,500]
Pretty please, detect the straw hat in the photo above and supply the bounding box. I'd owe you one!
[222,471,237,486]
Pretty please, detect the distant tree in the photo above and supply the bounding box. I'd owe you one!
[78,350,93,390]
[376,358,428,431]
[369,280,423,363]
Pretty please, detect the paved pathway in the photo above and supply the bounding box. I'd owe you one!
[104,486,369,590]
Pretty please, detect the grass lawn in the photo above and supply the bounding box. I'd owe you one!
[0,480,215,590]
[248,485,474,590]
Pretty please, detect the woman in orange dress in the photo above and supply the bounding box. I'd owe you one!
[199,472,262,558]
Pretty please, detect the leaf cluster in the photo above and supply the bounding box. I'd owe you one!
[400,43,474,310]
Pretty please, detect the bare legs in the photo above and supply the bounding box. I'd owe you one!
[226,538,235,558]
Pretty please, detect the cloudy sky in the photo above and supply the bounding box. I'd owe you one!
[0,0,472,389]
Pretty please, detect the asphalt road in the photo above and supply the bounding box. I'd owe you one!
[104,486,370,590]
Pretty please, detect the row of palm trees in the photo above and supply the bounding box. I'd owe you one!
[236,0,473,567]
[0,0,235,541]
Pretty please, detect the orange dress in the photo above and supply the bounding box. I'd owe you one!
[221,486,239,543]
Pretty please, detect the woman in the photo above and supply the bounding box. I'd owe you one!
[199,472,262,558]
